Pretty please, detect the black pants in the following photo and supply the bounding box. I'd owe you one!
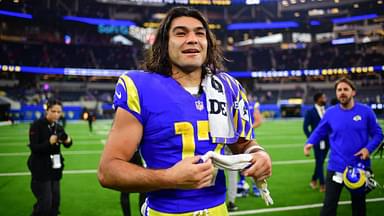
[31,179,60,216]
[120,150,146,216]
[120,192,146,216]
[312,144,328,185]
[320,171,366,216]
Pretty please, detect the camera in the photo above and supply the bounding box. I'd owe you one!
[56,131,68,143]
[55,124,68,143]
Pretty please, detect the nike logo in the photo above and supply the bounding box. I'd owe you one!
[115,91,122,99]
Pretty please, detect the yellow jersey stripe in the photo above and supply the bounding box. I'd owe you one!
[121,75,141,114]
[147,203,228,216]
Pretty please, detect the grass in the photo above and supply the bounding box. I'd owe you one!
[0,119,383,216]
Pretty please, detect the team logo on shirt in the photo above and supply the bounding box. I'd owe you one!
[353,115,362,121]
[115,90,122,99]
[237,99,249,121]
[195,100,204,111]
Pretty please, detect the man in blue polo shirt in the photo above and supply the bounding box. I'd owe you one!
[304,77,383,216]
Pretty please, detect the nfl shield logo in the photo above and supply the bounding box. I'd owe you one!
[195,100,204,111]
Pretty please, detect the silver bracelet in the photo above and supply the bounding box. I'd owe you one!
[244,145,265,154]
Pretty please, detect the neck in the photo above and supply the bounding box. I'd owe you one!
[172,68,202,88]
[340,98,355,110]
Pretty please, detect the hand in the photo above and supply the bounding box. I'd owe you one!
[354,148,370,160]
[241,151,272,181]
[166,156,214,190]
[304,144,313,157]
[49,135,58,145]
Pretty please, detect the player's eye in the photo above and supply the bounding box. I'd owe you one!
[196,31,206,36]
[175,31,186,36]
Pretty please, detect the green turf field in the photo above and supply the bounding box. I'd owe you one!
[0,119,383,216]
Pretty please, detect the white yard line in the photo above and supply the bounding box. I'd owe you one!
[0,150,102,156]
[229,197,384,215]
[0,169,97,176]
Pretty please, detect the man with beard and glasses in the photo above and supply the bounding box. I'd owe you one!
[98,7,272,215]
[304,77,383,216]
[303,92,329,193]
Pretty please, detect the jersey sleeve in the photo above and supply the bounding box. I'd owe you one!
[113,73,143,123]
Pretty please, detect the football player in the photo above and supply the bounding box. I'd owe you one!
[98,7,272,215]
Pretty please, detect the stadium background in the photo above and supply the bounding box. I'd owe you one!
[0,0,383,215]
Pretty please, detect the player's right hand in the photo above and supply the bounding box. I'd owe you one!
[166,156,214,190]
[304,144,313,157]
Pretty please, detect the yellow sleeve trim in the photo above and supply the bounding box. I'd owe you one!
[121,75,141,114]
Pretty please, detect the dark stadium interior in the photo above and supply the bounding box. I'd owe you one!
[0,0,383,121]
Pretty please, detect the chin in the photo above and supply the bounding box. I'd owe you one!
[180,64,202,73]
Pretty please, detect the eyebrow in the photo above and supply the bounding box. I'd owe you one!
[171,26,206,32]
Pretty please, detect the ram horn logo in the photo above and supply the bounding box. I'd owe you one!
[353,115,362,121]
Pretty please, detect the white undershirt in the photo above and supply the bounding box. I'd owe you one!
[184,86,200,95]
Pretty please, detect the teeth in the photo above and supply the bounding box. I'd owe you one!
[183,49,199,53]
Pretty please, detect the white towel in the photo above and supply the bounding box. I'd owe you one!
[200,151,274,206]
[201,73,235,142]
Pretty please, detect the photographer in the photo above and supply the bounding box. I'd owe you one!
[27,99,73,216]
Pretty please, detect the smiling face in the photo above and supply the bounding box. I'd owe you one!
[336,82,356,108]
[168,16,208,74]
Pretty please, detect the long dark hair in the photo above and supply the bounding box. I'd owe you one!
[143,7,224,76]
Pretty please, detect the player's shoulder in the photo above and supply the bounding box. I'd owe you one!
[355,103,374,113]
[215,72,243,93]
[355,103,370,109]
[118,70,166,87]
[216,72,239,84]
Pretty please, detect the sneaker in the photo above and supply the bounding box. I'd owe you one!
[252,185,261,197]
[227,202,238,212]
[309,180,318,189]
[236,180,250,197]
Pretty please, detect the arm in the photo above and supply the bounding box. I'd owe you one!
[56,125,73,148]
[302,111,311,138]
[365,110,384,153]
[228,138,272,181]
[252,108,263,129]
[29,122,52,154]
[304,117,330,156]
[97,108,214,192]
[354,110,384,159]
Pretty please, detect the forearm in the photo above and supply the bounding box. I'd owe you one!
[252,121,261,129]
[229,139,263,154]
[62,137,73,148]
[98,158,173,192]
[366,123,384,153]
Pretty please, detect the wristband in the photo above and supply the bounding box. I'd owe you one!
[244,145,265,154]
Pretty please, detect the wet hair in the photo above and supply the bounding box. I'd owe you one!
[313,92,324,103]
[143,7,224,76]
[334,77,356,91]
[46,99,62,110]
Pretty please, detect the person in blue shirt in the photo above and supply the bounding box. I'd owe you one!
[97,7,272,215]
[303,92,329,192]
[304,77,383,216]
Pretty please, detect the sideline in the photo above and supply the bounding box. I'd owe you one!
[229,197,384,215]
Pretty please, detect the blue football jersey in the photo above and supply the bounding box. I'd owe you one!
[113,70,254,213]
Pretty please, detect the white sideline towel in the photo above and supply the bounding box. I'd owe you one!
[201,73,235,141]
[200,151,274,206]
